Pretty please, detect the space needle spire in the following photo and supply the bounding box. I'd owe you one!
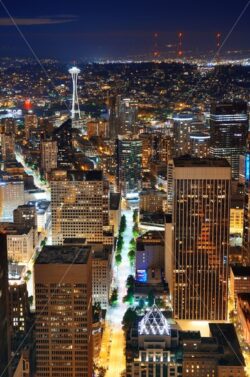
[69,66,81,119]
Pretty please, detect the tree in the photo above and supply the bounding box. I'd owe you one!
[155,297,165,308]
[40,238,47,248]
[129,238,136,249]
[28,295,33,306]
[122,308,137,331]
[147,289,155,307]
[110,288,118,306]
[120,214,127,233]
[115,253,122,265]
[133,223,139,238]
[123,289,134,305]
[117,234,124,252]
[126,275,135,289]
[128,248,135,261]
[138,298,145,310]
[133,209,139,223]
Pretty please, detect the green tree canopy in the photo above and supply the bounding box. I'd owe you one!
[115,253,122,265]
[122,308,138,331]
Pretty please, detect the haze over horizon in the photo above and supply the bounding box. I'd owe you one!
[0,0,249,61]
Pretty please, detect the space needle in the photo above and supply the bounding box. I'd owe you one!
[69,66,81,120]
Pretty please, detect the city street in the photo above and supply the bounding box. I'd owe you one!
[99,208,135,376]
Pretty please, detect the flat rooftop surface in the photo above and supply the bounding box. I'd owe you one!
[173,157,230,168]
[231,265,250,277]
[36,245,91,264]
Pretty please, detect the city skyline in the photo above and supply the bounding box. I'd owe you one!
[1,1,250,376]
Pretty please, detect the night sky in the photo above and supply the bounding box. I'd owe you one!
[0,0,250,61]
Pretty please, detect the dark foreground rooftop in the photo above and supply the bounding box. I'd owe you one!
[173,156,231,168]
[36,245,91,265]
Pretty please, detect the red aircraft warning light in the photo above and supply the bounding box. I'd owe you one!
[24,99,32,111]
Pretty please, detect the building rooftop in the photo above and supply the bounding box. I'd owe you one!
[63,238,86,245]
[52,118,72,134]
[179,331,201,340]
[0,223,32,235]
[173,156,230,168]
[51,169,103,182]
[140,189,167,197]
[109,192,121,210]
[210,101,247,115]
[231,265,250,277]
[27,200,50,214]
[137,231,164,248]
[138,304,170,336]
[36,245,91,264]
[209,323,245,366]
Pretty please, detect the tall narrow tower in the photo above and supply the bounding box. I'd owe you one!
[153,32,160,59]
[177,32,183,58]
[69,66,81,119]
[216,32,221,61]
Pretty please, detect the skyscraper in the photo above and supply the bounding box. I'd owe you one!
[13,204,37,230]
[0,131,15,161]
[117,98,138,135]
[52,119,73,168]
[35,245,92,377]
[0,172,25,222]
[117,135,142,198]
[166,157,231,320]
[210,101,248,180]
[9,277,29,349]
[0,233,10,377]
[173,111,194,156]
[51,170,112,245]
[24,113,38,139]
[41,139,58,175]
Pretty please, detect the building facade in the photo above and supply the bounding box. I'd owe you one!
[92,245,112,309]
[51,170,112,245]
[166,157,231,320]
[0,174,25,222]
[0,224,34,263]
[35,245,92,377]
[210,101,248,180]
[243,150,250,263]
[41,139,58,174]
[117,135,142,198]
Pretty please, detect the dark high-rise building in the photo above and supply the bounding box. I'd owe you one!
[166,157,231,320]
[9,277,29,350]
[108,96,119,139]
[13,204,37,230]
[35,245,93,377]
[117,135,142,198]
[210,101,248,180]
[52,119,73,168]
[0,233,10,377]
[108,96,138,137]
